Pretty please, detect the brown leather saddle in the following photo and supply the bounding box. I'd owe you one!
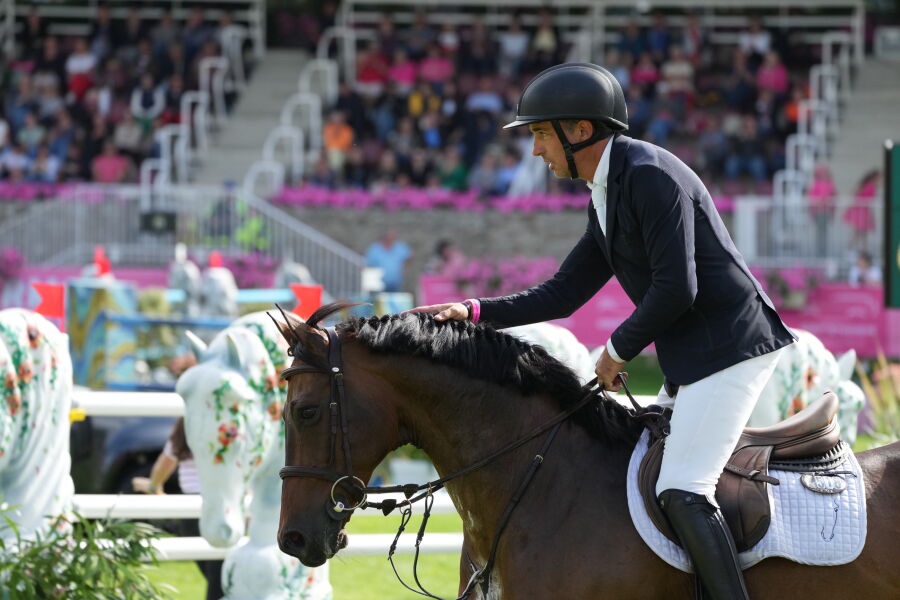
[638,391,844,552]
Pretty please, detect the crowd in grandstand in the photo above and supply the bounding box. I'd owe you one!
[1,5,242,184]
[3,5,815,198]
[312,10,816,198]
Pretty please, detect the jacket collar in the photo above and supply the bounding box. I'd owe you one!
[604,134,628,262]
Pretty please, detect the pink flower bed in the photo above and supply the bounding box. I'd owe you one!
[274,186,735,214]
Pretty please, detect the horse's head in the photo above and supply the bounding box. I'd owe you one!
[177,326,280,547]
[271,304,402,567]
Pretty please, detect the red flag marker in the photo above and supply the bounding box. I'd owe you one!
[32,282,66,329]
[289,284,323,319]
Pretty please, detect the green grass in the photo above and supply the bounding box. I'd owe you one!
[145,513,464,600]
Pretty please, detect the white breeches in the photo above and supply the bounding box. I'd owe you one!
[655,349,785,503]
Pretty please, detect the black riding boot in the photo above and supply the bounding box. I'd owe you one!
[658,489,750,600]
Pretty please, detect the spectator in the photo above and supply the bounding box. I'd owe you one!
[161,73,186,125]
[604,48,631,94]
[307,154,337,189]
[659,45,695,111]
[646,13,672,64]
[437,23,460,55]
[417,44,455,95]
[497,16,530,79]
[404,147,433,187]
[151,12,181,62]
[365,229,413,292]
[130,73,165,132]
[33,36,67,94]
[89,3,115,61]
[375,13,400,58]
[114,109,146,162]
[322,110,354,172]
[387,48,417,97]
[65,37,97,102]
[91,139,133,183]
[467,151,500,197]
[530,8,562,71]
[630,52,660,90]
[59,141,89,181]
[407,81,441,119]
[47,110,77,160]
[403,10,436,61]
[355,43,390,100]
[848,251,882,287]
[457,18,496,76]
[756,50,790,99]
[418,110,443,149]
[19,7,48,62]
[724,115,768,184]
[465,76,504,115]
[28,144,60,183]
[342,146,370,189]
[17,111,46,154]
[182,8,211,66]
[0,141,32,181]
[843,169,881,251]
[425,239,466,276]
[696,113,729,178]
[334,80,368,134]
[438,146,467,191]
[36,82,65,124]
[681,13,711,68]
[117,7,148,65]
[7,75,39,132]
[617,20,647,62]
[158,41,188,83]
[132,417,223,600]
[807,163,836,255]
[738,16,772,72]
[721,48,757,113]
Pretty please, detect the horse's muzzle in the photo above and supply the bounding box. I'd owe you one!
[278,526,348,567]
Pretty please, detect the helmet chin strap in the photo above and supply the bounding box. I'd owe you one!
[550,120,609,181]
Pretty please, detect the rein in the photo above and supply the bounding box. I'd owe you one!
[279,325,604,599]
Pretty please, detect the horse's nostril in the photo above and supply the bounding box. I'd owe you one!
[283,529,305,551]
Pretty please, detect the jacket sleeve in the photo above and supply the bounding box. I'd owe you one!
[609,165,697,360]
[478,213,613,329]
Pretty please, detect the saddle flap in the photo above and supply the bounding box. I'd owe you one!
[638,439,773,553]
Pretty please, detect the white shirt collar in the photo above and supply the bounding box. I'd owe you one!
[585,139,613,192]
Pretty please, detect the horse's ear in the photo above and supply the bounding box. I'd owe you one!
[224,332,245,370]
[836,349,857,381]
[185,330,208,360]
[268,307,303,348]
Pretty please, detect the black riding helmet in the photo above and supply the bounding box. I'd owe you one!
[504,63,628,179]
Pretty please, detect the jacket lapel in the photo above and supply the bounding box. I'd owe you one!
[604,135,627,265]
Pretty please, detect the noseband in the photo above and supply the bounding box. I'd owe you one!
[280,327,368,520]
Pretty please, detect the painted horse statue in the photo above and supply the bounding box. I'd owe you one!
[505,322,596,383]
[273,304,900,598]
[0,309,73,543]
[749,329,865,445]
[177,311,331,600]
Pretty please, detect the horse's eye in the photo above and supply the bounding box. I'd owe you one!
[299,406,319,420]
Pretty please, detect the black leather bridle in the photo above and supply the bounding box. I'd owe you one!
[279,325,604,599]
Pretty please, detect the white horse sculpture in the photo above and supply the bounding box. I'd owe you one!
[176,311,331,600]
[506,322,597,383]
[0,309,73,543]
[749,328,865,445]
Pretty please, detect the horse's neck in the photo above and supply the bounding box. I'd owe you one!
[400,379,625,542]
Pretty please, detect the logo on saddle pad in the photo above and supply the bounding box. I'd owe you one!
[628,391,868,571]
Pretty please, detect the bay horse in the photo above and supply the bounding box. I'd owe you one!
[273,303,900,599]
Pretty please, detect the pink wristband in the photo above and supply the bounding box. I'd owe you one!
[464,298,481,323]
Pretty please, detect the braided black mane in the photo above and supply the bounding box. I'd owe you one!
[303,303,642,446]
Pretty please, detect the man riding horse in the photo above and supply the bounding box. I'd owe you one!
[412,62,796,599]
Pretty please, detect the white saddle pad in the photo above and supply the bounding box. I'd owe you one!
[626,429,867,572]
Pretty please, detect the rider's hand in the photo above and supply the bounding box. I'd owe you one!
[404,302,470,322]
[594,347,627,392]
